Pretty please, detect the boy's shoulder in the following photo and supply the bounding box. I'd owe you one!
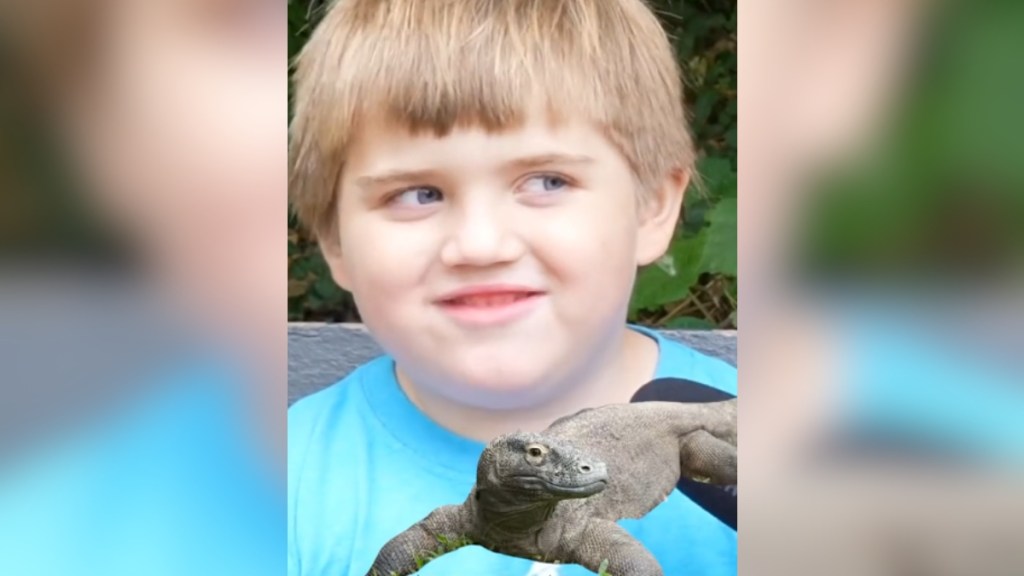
[636,326,737,396]
[287,327,738,424]
[287,354,390,433]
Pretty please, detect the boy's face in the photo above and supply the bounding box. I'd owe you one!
[322,107,684,406]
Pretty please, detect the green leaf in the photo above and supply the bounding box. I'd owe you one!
[629,230,707,314]
[289,255,314,279]
[694,156,736,199]
[665,316,717,330]
[312,273,343,300]
[700,198,737,276]
[692,90,717,128]
[684,156,733,233]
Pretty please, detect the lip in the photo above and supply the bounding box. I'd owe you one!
[434,284,545,328]
[543,479,607,497]
[511,476,608,497]
[437,284,545,301]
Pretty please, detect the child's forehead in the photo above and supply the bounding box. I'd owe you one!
[344,104,617,170]
[373,101,558,136]
[353,91,592,143]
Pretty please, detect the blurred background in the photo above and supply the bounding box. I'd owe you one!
[287,0,740,330]
[1,0,286,574]
[740,0,1024,574]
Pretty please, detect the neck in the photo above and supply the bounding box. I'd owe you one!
[396,327,658,441]
[472,487,559,539]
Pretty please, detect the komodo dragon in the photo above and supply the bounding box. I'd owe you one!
[363,398,737,576]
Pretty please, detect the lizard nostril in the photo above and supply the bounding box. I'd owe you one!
[579,464,592,473]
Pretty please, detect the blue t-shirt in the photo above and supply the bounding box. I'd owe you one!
[288,327,737,576]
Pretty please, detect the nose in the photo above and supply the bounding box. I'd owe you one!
[439,200,523,267]
[578,461,607,478]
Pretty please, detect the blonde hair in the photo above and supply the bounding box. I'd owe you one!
[289,0,694,238]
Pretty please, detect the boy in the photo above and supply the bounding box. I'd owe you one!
[288,1,737,575]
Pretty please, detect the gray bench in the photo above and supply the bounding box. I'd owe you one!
[288,323,736,406]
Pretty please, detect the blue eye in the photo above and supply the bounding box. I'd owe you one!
[523,175,569,194]
[542,176,567,190]
[392,187,444,205]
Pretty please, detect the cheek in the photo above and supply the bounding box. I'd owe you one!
[339,217,437,297]
[529,202,639,284]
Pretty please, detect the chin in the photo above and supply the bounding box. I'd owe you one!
[443,361,570,406]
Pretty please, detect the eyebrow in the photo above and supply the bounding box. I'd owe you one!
[354,168,437,191]
[505,153,596,172]
[353,153,595,191]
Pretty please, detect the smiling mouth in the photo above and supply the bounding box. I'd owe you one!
[439,291,542,307]
[511,476,608,497]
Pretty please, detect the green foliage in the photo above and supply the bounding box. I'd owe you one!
[287,0,737,328]
[409,534,473,571]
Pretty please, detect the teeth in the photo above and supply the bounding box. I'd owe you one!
[450,294,528,307]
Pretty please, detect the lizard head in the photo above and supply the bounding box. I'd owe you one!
[479,432,609,501]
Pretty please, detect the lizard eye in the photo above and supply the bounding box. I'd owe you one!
[525,443,549,464]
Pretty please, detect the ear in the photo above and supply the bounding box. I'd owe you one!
[316,223,351,291]
[636,167,689,265]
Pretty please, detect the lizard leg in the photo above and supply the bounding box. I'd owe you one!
[363,504,474,576]
[559,518,663,576]
[679,429,737,485]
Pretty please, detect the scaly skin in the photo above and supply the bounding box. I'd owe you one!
[363,399,737,576]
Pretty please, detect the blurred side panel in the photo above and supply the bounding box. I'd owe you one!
[739,0,1024,574]
[0,1,287,574]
